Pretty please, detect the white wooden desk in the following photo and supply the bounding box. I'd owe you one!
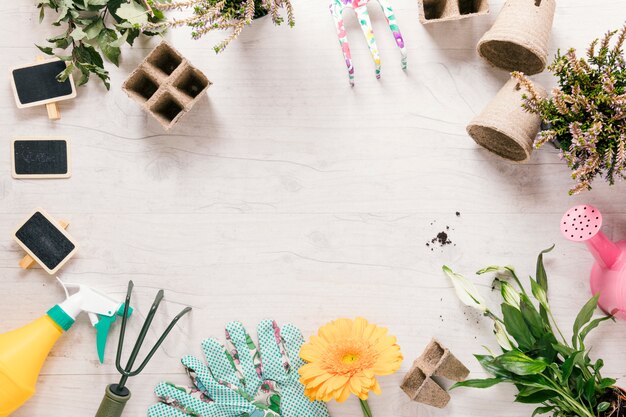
[1,1,626,416]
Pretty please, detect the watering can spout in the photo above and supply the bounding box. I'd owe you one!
[560,205,621,269]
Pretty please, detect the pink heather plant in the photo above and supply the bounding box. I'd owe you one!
[513,25,626,195]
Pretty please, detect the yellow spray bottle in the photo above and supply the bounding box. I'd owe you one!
[0,279,131,417]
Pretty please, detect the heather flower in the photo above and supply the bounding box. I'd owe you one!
[147,0,294,53]
[512,24,626,195]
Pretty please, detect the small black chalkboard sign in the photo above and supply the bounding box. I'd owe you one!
[10,59,76,108]
[14,209,78,274]
[12,138,71,179]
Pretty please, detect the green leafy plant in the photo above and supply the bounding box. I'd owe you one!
[147,0,294,53]
[443,246,623,417]
[36,0,167,89]
[513,25,626,195]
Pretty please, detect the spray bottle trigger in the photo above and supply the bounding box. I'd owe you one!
[94,303,133,363]
[117,303,133,318]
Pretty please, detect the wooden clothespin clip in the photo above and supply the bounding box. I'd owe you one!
[36,56,61,120]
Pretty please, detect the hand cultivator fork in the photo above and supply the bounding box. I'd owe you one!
[330,0,407,86]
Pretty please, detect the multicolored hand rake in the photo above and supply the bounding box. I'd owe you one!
[560,205,626,319]
[330,0,407,86]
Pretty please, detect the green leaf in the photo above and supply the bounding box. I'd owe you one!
[532,406,555,417]
[576,374,585,394]
[151,7,165,20]
[529,333,558,363]
[580,315,613,343]
[515,390,556,404]
[83,19,105,40]
[70,26,86,41]
[598,402,611,412]
[572,294,599,347]
[98,28,121,66]
[475,354,511,378]
[56,62,74,82]
[583,377,596,402]
[535,245,554,293]
[502,303,535,350]
[552,343,574,357]
[517,385,549,398]
[116,1,149,25]
[107,0,125,17]
[561,351,583,382]
[74,43,104,67]
[36,44,54,55]
[599,378,616,389]
[47,33,70,48]
[109,29,128,47]
[451,378,503,389]
[594,359,604,373]
[498,351,547,375]
[124,27,141,45]
[519,294,544,339]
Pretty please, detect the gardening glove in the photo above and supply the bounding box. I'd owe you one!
[148,321,329,417]
[256,320,330,417]
[148,321,282,417]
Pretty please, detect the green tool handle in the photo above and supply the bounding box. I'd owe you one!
[95,384,131,417]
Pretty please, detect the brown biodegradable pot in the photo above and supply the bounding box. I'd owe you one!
[122,41,212,130]
[419,0,489,23]
[477,0,556,74]
[467,76,546,162]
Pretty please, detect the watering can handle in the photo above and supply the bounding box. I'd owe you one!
[94,384,131,417]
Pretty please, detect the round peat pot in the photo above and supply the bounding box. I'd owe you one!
[477,0,556,74]
[467,77,546,162]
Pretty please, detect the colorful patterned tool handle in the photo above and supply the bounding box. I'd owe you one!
[330,0,407,86]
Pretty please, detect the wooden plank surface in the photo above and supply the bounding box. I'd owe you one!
[1,0,626,416]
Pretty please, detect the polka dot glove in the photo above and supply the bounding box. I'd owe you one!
[257,320,330,417]
[148,321,282,417]
[148,320,329,417]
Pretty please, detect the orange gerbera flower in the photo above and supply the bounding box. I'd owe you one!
[299,318,403,404]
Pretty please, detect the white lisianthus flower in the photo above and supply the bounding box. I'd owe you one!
[443,266,489,314]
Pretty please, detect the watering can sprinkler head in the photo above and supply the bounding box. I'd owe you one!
[560,204,626,318]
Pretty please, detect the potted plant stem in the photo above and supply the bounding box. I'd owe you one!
[443,246,624,417]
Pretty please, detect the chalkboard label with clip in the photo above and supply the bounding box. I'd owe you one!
[12,137,71,179]
[10,59,76,108]
[13,209,78,274]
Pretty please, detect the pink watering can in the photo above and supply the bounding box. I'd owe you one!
[561,204,626,319]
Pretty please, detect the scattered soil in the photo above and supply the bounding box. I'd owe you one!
[426,212,460,251]
[434,231,451,245]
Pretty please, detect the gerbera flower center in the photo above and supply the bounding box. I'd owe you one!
[342,353,359,364]
[321,339,378,376]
